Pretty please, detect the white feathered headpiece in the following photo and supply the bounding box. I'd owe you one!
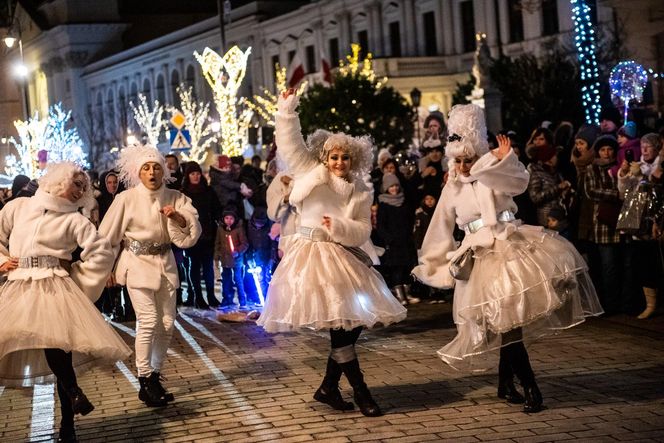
[117,144,168,188]
[306,130,374,178]
[445,104,489,171]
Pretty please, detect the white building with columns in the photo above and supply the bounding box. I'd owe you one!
[2,0,661,171]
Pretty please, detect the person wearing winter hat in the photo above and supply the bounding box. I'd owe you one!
[599,106,622,137]
[0,162,131,442]
[572,125,602,244]
[612,122,641,177]
[257,88,406,418]
[376,173,419,306]
[215,206,248,308]
[98,145,202,408]
[413,104,602,413]
[181,161,223,309]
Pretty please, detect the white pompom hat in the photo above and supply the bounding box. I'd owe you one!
[117,144,168,188]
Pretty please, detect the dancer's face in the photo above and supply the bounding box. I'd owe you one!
[454,155,477,177]
[61,173,88,202]
[327,147,351,178]
[139,162,164,190]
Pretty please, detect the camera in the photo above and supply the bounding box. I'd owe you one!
[625,149,634,163]
[572,148,581,157]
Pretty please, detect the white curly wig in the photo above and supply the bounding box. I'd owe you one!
[38,161,94,208]
[117,144,168,188]
[305,129,374,178]
[445,104,489,172]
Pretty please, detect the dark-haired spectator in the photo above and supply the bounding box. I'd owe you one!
[215,206,248,309]
[527,144,572,228]
[599,106,622,138]
[165,154,183,190]
[182,162,222,309]
[245,206,271,305]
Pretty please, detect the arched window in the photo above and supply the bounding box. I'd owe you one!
[171,70,181,108]
[156,74,166,104]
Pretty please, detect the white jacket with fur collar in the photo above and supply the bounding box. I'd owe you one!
[98,184,201,291]
[412,149,529,289]
[0,189,114,301]
[275,100,372,248]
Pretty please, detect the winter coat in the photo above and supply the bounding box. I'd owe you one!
[527,161,566,227]
[377,200,417,267]
[584,159,621,244]
[611,138,641,177]
[247,218,272,263]
[182,185,221,243]
[215,220,249,268]
[98,184,202,291]
[0,189,114,301]
[413,205,435,249]
[209,167,242,209]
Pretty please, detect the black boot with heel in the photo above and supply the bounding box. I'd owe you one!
[339,359,382,417]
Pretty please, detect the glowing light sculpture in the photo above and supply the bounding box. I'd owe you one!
[130,93,165,146]
[194,46,253,157]
[570,0,601,125]
[168,85,217,163]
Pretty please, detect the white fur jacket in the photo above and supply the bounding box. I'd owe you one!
[266,171,298,243]
[0,189,114,301]
[275,97,373,248]
[412,149,529,289]
[98,184,201,291]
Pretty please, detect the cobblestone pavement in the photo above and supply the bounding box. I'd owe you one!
[1,303,663,442]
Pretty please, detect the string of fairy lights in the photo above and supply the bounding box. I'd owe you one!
[570,0,601,125]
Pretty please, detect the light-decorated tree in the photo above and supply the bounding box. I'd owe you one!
[1,103,88,182]
[130,93,165,146]
[194,45,253,157]
[167,84,217,164]
[245,63,307,127]
[298,44,413,152]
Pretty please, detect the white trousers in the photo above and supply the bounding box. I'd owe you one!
[127,277,176,377]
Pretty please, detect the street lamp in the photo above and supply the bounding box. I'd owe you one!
[3,25,30,120]
[410,87,422,146]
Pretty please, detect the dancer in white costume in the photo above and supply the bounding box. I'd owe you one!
[99,145,201,407]
[257,89,407,417]
[0,162,132,442]
[413,105,603,413]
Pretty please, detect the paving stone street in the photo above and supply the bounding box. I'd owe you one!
[1,303,663,442]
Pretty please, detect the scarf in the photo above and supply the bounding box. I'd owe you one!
[378,192,405,207]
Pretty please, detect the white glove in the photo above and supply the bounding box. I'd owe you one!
[277,93,300,115]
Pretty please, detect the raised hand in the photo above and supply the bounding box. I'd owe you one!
[160,205,186,228]
[492,134,512,161]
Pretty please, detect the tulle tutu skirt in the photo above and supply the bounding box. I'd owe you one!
[257,236,407,333]
[0,276,132,387]
[440,225,603,372]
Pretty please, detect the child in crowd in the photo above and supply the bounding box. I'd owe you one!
[245,206,272,305]
[215,207,248,308]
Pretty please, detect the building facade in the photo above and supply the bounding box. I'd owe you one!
[1,0,662,171]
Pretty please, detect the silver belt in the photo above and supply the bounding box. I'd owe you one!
[18,256,61,269]
[123,239,171,255]
[460,210,516,234]
[297,226,331,242]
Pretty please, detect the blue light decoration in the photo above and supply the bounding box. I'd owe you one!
[570,0,601,125]
[246,257,266,306]
[610,61,649,122]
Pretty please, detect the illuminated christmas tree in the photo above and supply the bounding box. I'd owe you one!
[246,63,307,127]
[130,93,165,146]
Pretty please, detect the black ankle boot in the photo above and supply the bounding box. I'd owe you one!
[340,359,382,417]
[138,374,169,407]
[151,372,175,402]
[523,383,543,413]
[498,378,525,404]
[313,357,354,411]
[57,422,77,442]
[65,386,94,416]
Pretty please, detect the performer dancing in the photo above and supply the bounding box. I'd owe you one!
[413,105,603,413]
[99,145,201,407]
[0,162,132,442]
[257,90,407,417]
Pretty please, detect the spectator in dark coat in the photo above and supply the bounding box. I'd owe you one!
[527,144,572,228]
[377,173,419,305]
[165,154,184,190]
[210,155,244,211]
[182,162,222,309]
[214,206,248,308]
[245,206,271,304]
